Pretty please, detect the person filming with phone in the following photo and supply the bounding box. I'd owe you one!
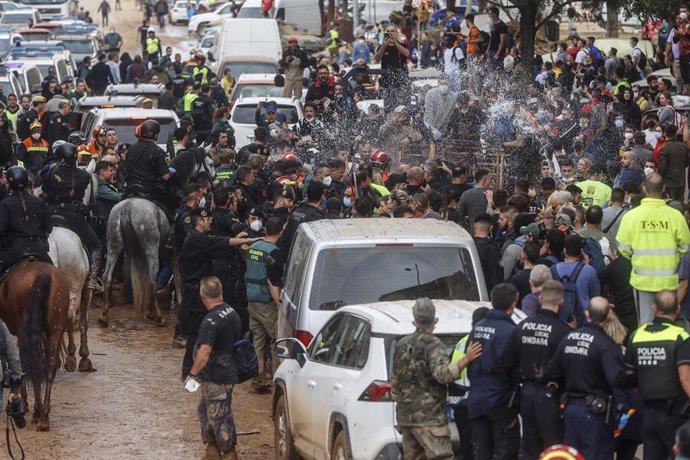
[374,24,411,113]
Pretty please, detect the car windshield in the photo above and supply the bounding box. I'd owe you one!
[19,0,67,4]
[103,117,177,144]
[61,40,93,54]
[1,13,33,23]
[34,64,51,77]
[223,62,275,77]
[237,6,260,17]
[231,84,272,101]
[232,104,299,124]
[0,38,11,54]
[309,247,480,310]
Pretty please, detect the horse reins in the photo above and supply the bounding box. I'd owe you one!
[5,413,24,460]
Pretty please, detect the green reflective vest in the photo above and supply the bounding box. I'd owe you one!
[245,240,278,303]
[183,92,199,112]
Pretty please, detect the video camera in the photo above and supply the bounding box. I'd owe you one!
[3,369,26,428]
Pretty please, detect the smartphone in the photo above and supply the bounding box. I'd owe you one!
[384,32,390,40]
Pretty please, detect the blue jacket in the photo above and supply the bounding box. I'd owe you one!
[466,309,516,419]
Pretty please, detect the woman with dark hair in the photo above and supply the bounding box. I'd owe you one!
[119,52,132,83]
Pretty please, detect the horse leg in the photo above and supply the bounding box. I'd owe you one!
[78,285,95,371]
[98,247,120,328]
[31,374,42,425]
[172,255,182,309]
[38,329,62,431]
[150,250,165,327]
[64,316,77,372]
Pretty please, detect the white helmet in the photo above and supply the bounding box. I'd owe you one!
[147,27,156,34]
[52,140,66,151]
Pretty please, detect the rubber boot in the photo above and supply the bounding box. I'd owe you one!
[87,248,104,291]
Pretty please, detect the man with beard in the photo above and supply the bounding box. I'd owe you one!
[305,65,336,104]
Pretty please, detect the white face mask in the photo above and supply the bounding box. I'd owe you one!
[624,132,633,140]
[198,197,206,208]
[31,132,41,140]
[322,176,333,187]
[343,197,352,208]
[614,119,625,128]
[644,167,654,176]
[681,12,688,19]
[249,220,262,232]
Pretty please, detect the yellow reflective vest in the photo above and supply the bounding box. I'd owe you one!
[183,92,198,112]
[146,37,161,55]
[616,197,690,291]
[193,66,209,85]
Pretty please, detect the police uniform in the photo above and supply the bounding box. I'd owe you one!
[625,317,690,459]
[278,201,325,255]
[178,208,231,377]
[545,322,634,460]
[173,203,195,256]
[15,109,39,141]
[391,327,460,459]
[122,139,178,211]
[194,302,241,457]
[46,111,71,147]
[244,239,283,384]
[42,164,100,256]
[0,191,52,270]
[503,309,571,459]
[192,64,213,85]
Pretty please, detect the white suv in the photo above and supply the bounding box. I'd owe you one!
[272,301,527,460]
[229,96,303,148]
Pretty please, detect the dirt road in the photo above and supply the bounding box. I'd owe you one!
[19,304,274,459]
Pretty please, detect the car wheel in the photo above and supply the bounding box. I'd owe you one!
[330,430,351,460]
[196,22,208,34]
[274,395,298,460]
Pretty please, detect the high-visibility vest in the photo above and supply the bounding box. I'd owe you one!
[193,66,209,85]
[617,197,690,291]
[6,109,18,132]
[182,92,199,112]
[146,37,160,55]
[18,138,49,168]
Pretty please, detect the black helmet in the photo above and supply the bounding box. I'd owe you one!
[136,119,161,140]
[56,142,78,164]
[6,166,28,190]
[68,131,86,145]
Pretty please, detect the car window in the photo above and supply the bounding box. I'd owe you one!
[57,60,68,80]
[309,314,346,364]
[237,6,260,17]
[331,316,370,369]
[27,68,41,92]
[283,231,309,307]
[219,4,232,13]
[222,62,276,78]
[62,40,95,54]
[232,104,298,124]
[309,247,480,311]
[103,117,177,144]
[232,84,272,101]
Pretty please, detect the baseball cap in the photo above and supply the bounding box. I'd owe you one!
[520,222,540,238]
[265,103,277,113]
[412,298,436,326]
[541,177,556,189]
[190,207,210,219]
[565,184,582,195]
[452,166,467,177]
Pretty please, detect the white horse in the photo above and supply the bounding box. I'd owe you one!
[48,226,94,372]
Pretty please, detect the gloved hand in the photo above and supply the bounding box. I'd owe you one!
[184,376,200,393]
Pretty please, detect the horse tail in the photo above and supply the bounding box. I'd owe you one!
[120,206,152,319]
[18,272,50,393]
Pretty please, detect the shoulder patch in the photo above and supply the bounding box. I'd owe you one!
[184,216,191,224]
[54,174,62,183]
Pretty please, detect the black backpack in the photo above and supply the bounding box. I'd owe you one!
[478,29,491,54]
[634,47,648,70]
[234,334,258,383]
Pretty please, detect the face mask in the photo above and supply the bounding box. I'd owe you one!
[624,132,633,140]
[654,131,663,139]
[343,197,352,208]
[580,122,589,128]
[322,176,333,187]
[31,132,41,140]
[682,12,688,19]
[198,197,206,208]
[249,220,262,232]
[644,167,654,176]
[614,119,624,128]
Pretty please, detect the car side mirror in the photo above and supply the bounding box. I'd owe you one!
[275,338,307,368]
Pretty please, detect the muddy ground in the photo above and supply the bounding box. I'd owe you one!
[19,302,274,459]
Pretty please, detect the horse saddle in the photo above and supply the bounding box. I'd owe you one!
[50,214,70,229]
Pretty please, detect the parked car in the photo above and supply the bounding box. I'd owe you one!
[81,107,179,151]
[229,73,277,105]
[188,1,235,35]
[278,218,488,347]
[0,10,41,31]
[229,96,302,148]
[273,301,526,459]
[169,0,196,24]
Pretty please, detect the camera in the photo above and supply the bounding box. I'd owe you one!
[383,32,390,40]
[6,397,26,428]
[286,55,294,63]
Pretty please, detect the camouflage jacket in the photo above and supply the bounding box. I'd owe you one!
[391,328,457,426]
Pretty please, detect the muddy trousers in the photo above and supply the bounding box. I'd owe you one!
[247,301,278,377]
[198,382,237,454]
[400,424,454,460]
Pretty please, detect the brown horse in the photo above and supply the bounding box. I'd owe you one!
[0,262,69,431]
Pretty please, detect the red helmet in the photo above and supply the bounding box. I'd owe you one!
[370,150,390,168]
[538,445,585,460]
[194,52,205,62]
[281,153,300,162]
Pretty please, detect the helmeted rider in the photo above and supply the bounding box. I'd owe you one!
[0,166,53,273]
[121,119,178,212]
[42,143,101,289]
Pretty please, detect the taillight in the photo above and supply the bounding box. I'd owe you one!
[296,330,313,347]
[358,380,392,402]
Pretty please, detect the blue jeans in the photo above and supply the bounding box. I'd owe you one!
[564,403,614,460]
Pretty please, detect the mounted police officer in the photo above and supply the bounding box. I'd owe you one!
[625,289,690,460]
[185,276,241,460]
[0,166,52,273]
[121,120,178,212]
[502,280,571,460]
[392,297,482,459]
[545,297,635,460]
[42,143,101,289]
[178,207,258,378]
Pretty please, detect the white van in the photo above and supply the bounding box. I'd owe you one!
[238,0,321,35]
[213,18,282,66]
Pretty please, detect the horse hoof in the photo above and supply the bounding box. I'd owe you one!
[37,421,50,431]
[79,358,96,372]
[64,356,77,372]
[156,317,166,327]
[97,316,109,328]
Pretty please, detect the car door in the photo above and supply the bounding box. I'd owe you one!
[311,315,371,459]
[288,314,346,457]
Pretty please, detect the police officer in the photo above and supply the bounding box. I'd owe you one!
[545,297,635,460]
[624,289,690,459]
[146,28,161,59]
[192,53,215,85]
[46,102,72,148]
[178,207,258,378]
[258,185,294,223]
[0,166,52,272]
[392,298,482,459]
[185,276,241,460]
[42,143,102,289]
[121,120,178,211]
[244,216,284,389]
[16,120,49,184]
[502,280,571,460]
[278,181,325,254]
[15,95,45,141]
[182,83,199,115]
[466,283,521,459]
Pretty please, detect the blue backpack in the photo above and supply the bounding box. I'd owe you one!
[582,236,606,273]
[551,262,585,325]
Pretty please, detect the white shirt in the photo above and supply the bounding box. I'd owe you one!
[575,49,587,65]
[443,46,464,75]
